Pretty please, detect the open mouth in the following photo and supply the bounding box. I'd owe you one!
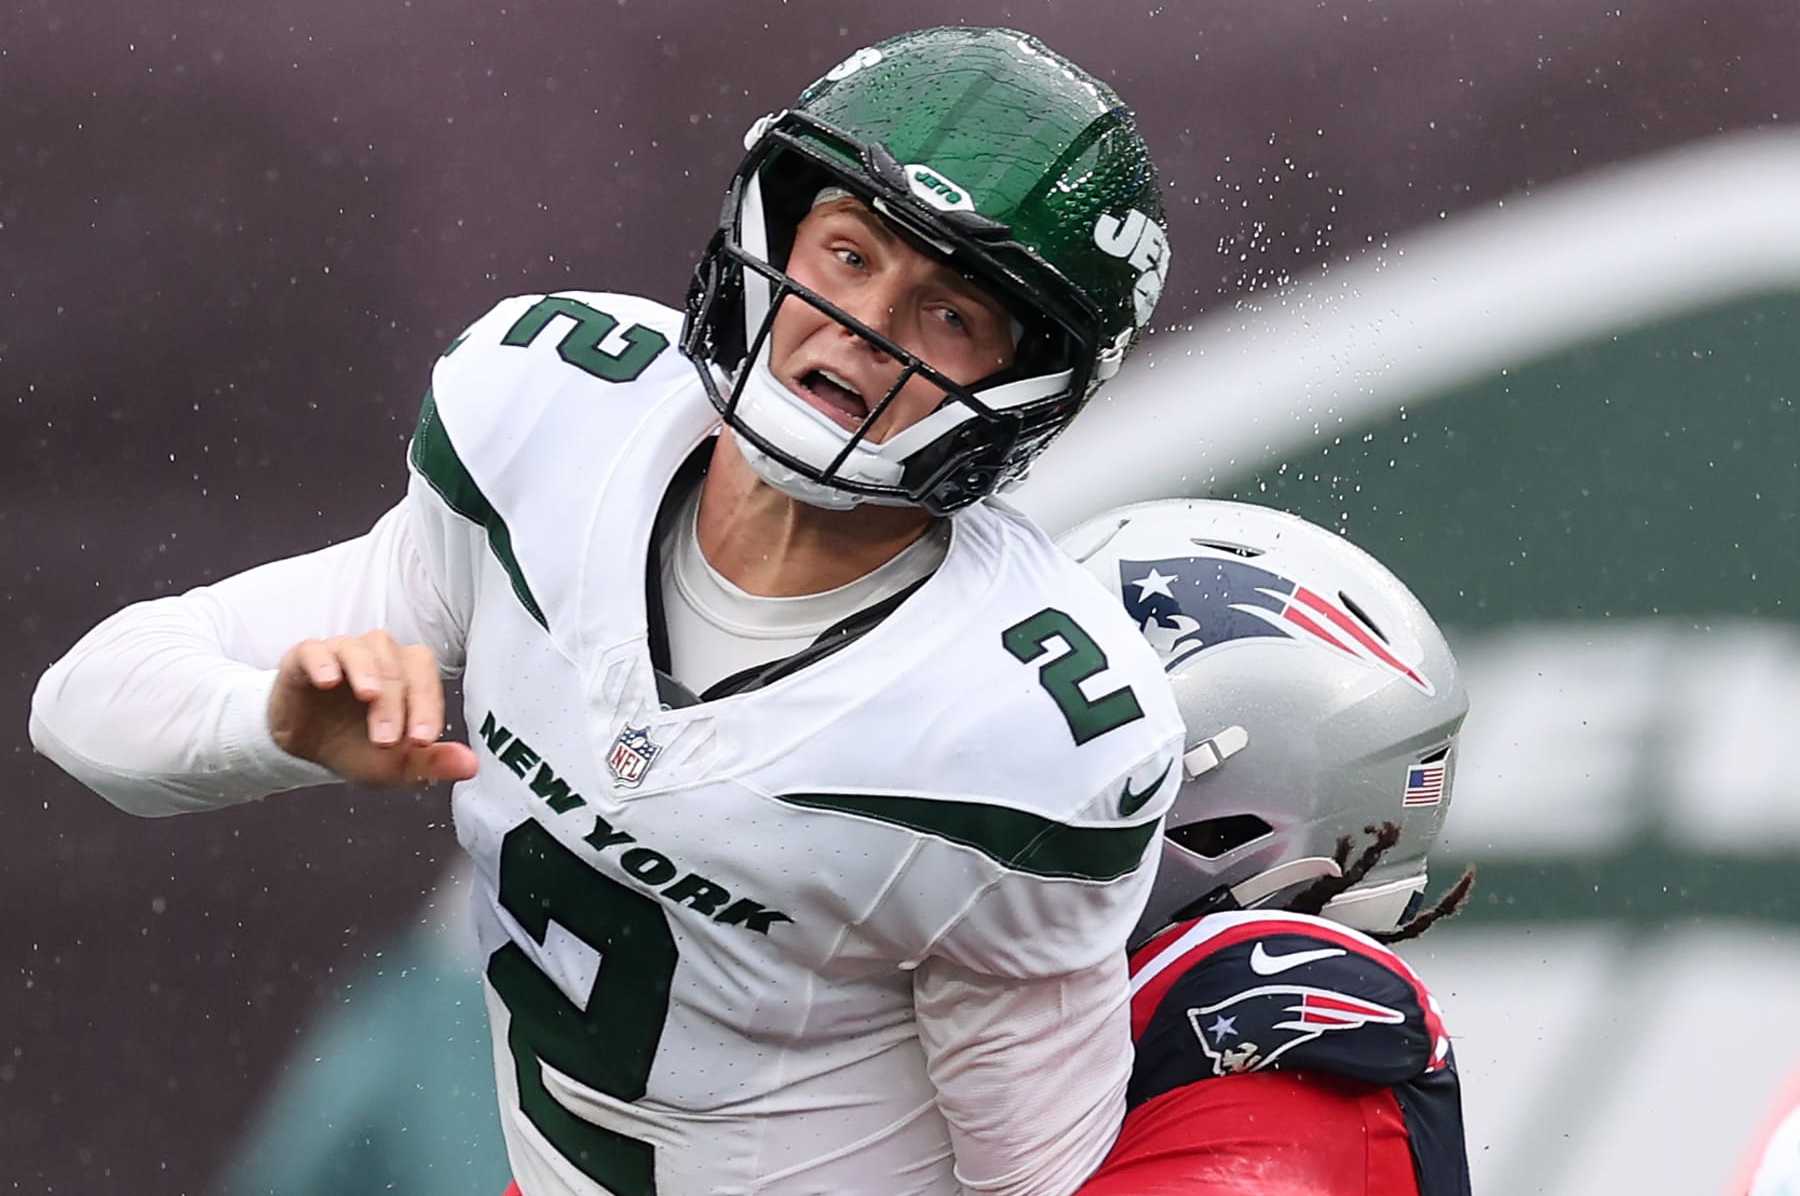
[792,367,871,432]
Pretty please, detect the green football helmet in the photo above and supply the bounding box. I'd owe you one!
[682,26,1171,514]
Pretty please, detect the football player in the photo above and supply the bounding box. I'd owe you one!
[1059,499,1475,1195]
[29,27,1184,1196]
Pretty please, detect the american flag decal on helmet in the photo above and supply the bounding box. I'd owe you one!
[1119,555,1435,695]
[1403,748,1450,807]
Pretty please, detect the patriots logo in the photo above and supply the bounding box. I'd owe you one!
[1186,984,1406,1077]
[1119,555,1434,695]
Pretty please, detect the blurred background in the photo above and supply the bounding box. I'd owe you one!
[5,1,1797,1192]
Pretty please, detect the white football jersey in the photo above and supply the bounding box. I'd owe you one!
[414,292,1184,1195]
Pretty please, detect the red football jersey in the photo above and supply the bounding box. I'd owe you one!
[1078,1070,1419,1195]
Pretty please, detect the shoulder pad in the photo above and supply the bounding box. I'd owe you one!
[1124,911,1453,1108]
[407,292,700,641]
[429,291,688,425]
[924,503,1186,818]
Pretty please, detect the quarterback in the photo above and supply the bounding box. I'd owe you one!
[1063,501,1475,1195]
[29,27,1184,1196]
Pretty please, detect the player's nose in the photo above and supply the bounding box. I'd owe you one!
[838,284,903,360]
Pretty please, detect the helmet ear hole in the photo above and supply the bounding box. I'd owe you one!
[1168,814,1273,860]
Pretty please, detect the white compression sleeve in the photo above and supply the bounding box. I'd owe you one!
[912,951,1131,1196]
[29,480,475,816]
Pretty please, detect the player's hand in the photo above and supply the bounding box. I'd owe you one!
[267,630,479,786]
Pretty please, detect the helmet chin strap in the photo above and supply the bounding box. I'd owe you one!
[735,431,865,511]
[727,359,922,512]
[1232,857,1344,907]
[1158,854,1346,934]
[1175,863,1424,935]
[1320,874,1429,932]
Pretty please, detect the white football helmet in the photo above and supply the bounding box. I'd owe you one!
[1060,499,1469,946]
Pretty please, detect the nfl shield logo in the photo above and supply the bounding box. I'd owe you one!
[607,724,662,788]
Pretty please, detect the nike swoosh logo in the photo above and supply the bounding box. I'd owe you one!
[1249,942,1347,975]
[1119,760,1173,818]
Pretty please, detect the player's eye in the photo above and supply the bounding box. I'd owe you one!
[833,246,867,271]
[932,304,969,334]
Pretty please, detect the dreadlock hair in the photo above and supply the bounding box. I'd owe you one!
[1283,822,1400,917]
[1280,821,1477,944]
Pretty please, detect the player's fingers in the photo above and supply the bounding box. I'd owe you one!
[332,636,386,704]
[366,653,409,748]
[336,633,405,746]
[398,644,444,745]
[288,639,343,688]
[408,741,479,785]
[360,627,403,681]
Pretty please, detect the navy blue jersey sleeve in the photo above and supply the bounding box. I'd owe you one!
[1127,918,1443,1109]
[1395,1056,1473,1196]
[1124,912,1470,1194]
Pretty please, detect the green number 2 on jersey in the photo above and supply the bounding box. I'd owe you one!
[487,821,677,1195]
[1003,608,1145,745]
[480,296,673,1191]
[501,295,669,382]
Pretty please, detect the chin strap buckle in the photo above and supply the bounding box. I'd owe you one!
[1182,724,1250,779]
